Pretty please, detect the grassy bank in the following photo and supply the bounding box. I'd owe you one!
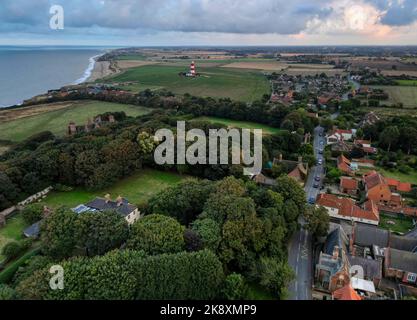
[192,116,283,135]
[41,169,187,209]
[0,101,151,143]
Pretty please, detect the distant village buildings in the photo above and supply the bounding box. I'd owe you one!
[68,114,116,136]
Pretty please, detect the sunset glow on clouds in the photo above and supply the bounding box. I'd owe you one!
[0,0,415,45]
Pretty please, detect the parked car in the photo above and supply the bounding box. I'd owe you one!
[315,176,321,182]
[313,183,320,189]
[308,197,316,204]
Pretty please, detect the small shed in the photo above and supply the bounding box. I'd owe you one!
[23,221,41,238]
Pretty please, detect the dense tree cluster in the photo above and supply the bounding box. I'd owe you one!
[15,249,224,300]
[41,207,129,260]
[146,176,304,298]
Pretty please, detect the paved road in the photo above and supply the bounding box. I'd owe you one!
[287,126,326,300]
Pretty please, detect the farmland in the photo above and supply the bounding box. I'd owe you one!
[396,80,417,86]
[0,101,151,143]
[371,85,417,108]
[107,64,270,102]
[192,116,283,135]
[41,169,187,209]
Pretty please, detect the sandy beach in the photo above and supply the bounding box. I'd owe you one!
[87,59,157,82]
[87,60,119,82]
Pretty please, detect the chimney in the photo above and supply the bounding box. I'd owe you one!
[279,154,283,161]
[116,195,123,206]
[333,246,340,260]
[298,156,303,164]
[104,194,111,203]
[68,122,76,135]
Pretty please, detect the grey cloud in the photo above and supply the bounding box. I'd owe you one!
[0,0,330,35]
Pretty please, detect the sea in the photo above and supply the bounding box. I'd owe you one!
[0,46,113,108]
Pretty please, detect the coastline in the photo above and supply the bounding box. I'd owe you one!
[86,56,120,83]
[73,54,103,84]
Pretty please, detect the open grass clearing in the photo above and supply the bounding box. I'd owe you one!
[0,101,151,143]
[371,86,417,108]
[192,116,283,135]
[107,64,270,102]
[41,169,187,209]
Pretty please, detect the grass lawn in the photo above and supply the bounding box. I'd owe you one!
[371,85,417,109]
[0,214,28,262]
[379,213,415,234]
[41,169,187,209]
[0,101,151,143]
[396,80,417,87]
[192,116,282,135]
[107,64,270,102]
[116,54,147,61]
[377,167,417,185]
[358,106,417,118]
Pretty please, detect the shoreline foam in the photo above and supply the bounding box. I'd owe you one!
[73,54,103,84]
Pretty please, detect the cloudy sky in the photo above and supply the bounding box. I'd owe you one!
[0,0,416,46]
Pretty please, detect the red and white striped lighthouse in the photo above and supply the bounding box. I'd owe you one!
[190,61,196,76]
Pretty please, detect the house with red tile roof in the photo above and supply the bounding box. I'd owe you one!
[316,194,379,226]
[354,139,378,155]
[364,171,393,204]
[363,171,407,207]
[385,178,412,193]
[337,155,354,175]
[340,177,359,196]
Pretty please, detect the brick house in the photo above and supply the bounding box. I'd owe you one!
[337,155,354,175]
[340,177,359,195]
[363,171,394,204]
[316,194,379,226]
[363,171,404,207]
[315,226,351,292]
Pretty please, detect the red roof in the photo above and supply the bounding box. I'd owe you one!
[335,129,353,135]
[355,139,371,145]
[362,146,378,154]
[333,284,362,301]
[386,178,412,193]
[398,182,412,193]
[316,194,379,222]
[363,171,386,190]
[340,177,358,190]
[337,155,352,174]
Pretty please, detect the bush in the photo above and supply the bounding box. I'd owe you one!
[0,284,17,300]
[21,203,44,225]
[0,248,41,284]
[222,273,247,300]
[1,242,24,260]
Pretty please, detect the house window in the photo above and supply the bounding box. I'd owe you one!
[407,273,417,283]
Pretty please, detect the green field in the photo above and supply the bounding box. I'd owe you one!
[377,167,417,185]
[0,214,27,262]
[396,80,417,86]
[116,54,147,60]
[41,169,186,209]
[107,65,270,102]
[379,213,414,234]
[371,85,417,108]
[0,101,151,143]
[192,116,282,135]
